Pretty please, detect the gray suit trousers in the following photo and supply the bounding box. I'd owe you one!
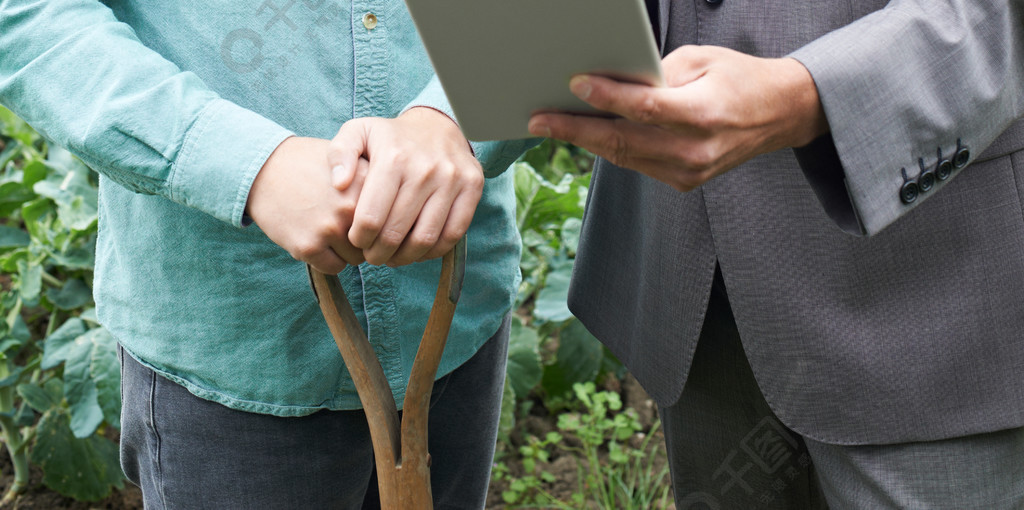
[661,271,1024,509]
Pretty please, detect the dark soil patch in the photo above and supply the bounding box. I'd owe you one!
[0,453,141,509]
[485,374,674,509]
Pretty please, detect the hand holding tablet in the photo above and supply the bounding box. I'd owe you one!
[404,0,663,141]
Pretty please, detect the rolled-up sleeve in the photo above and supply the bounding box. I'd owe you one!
[0,0,293,226]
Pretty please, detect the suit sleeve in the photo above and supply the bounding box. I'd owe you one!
[0,0,294,227]
[788,1,1024,236]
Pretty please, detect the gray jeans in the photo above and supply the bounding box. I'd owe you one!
[662,271,1024,509]
[119,315,510,510]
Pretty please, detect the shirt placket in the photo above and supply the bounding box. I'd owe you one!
[350,0,405,401]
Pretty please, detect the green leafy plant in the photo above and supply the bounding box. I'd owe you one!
[506,141,624,410]
[0,107,124,503]
[492,431,571,508]
[558,382,670,509]
[495,381,670,509]
[495,140,669,508]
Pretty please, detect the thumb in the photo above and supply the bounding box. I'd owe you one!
[327,119,369,190]
[661,44,713,87]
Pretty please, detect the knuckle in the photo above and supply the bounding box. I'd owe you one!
[338,197,357,218]
[355,212,386,234]
[691,103,727,132]
[603,129,633,168]
[680,144,716,172]
[291,239,321,260]
[411,230,440,249]
[387,152,410,171]
[378,228,406,250]
[463,167,484,191]
[633,94,661,124]
[427,162,455,184]
[440,229,463,247]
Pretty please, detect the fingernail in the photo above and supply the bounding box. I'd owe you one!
[569,75,592,100]
[528,118,551,137]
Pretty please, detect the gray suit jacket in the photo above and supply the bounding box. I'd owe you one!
[568,0,1024,445]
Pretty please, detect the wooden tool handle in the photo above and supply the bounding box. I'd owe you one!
[307,238,466,509]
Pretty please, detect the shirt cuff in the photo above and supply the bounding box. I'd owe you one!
[167,99,294,227]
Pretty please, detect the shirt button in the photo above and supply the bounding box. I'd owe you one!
[362,12,378,30]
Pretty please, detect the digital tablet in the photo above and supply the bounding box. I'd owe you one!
[404,0,664,141]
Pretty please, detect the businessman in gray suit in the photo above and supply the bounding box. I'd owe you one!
[529,1,1024,508]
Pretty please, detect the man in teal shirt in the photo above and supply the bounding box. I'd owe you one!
[0,0,532,507]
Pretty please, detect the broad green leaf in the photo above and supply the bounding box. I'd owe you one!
[80,307,99,324]
[0,247,27,273]
[10,314,30,341]
[0,366,25,388]
[14,400,34,427]
[46,146,91,177]
[0,107,39,147]
[520,173,589,232]
[41,318,86,370]
[541,320,603,398]
[45,278,93,310]
[22,159,47,188]
[61,194,98,232]
[507,318,542,397]
[62,328,115,437]
[514,162,542,230]
[598,345,626,380]
[0,338,21,355]
[18,382,58,413]
[549,145,576,181]
[561,217,582,256]
[43,377,63,401]
[520,229,546,249]
[16,259,42,302]
[533,263,574,323]
[33,170,97,232]
[519,138,554,172]
[0,181,35,218]
[0,225,30,249]
[31,408,124,502]
[0,140,21,171]
[89,328,120,427]
[20,197,52,224]
[67,380,103,438]
[49,234,96,270]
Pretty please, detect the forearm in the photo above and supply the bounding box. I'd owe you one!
[0,0,292,226]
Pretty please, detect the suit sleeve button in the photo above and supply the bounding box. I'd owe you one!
[916,158,935,191]
[918,171,935,191]
[954,148,970,168]
[954,139,970,169]
[936,158,953,180]
[900,181,919,204]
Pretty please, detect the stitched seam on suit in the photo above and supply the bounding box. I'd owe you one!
[1007,150,1024,230]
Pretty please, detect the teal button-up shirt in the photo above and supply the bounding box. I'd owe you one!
[0,0,533,415]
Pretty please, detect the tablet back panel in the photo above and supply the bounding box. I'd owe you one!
[404,0,663,141]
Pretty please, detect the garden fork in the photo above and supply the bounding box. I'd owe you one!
[305,237,467,510]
